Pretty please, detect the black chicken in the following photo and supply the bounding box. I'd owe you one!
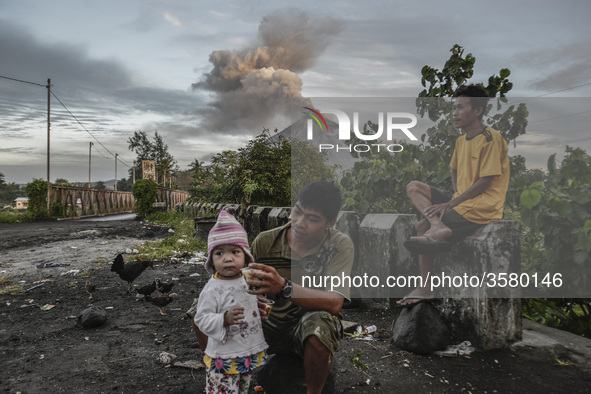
[111,254,153,294]
[155,278,175,294]
[135,281,157,299]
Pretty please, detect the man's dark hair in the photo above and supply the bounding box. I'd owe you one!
[454,84,489,119]
[296,180,341,222]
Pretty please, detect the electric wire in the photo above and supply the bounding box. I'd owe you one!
[0,74,132,170]
[0,75,46,88]
[50,90,131,168]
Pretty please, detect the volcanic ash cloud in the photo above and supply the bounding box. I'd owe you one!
[192,9,342,132]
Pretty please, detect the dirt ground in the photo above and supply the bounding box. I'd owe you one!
[1,216,591,394]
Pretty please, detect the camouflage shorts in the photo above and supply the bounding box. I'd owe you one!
[262,311,343,357]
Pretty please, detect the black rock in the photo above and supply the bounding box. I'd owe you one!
[392,303,451,354]
[77,306,108,328]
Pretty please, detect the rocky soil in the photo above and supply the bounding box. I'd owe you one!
[1,216,590,393]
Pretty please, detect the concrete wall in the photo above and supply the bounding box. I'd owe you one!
[436,221,522,349]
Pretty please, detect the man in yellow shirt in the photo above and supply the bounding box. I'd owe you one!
[397,84,510,307]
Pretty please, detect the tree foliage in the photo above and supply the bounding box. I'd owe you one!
[132,179,159,219]
[190,129,337,207]
[517,147,591,336]
[116,177,133,192]
[0,172,23,205]
[128,130,179,186]
[519,147,591,289]
[25,179,49,219]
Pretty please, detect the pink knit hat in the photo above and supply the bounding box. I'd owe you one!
[205,210,254,274]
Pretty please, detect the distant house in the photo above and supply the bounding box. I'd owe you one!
[15,197,29,210]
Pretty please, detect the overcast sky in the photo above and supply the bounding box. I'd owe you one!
[1,0,590,184]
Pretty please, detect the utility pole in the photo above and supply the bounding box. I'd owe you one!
[115,153,118,191]
[88,142,93,188]
[46,78,51,212]
[132,161,136,184]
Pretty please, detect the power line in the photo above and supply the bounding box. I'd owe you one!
[1,74,132,169]
[527,109,591,126]
[50,90,131,168]
[519,81,591,100]
[0,75,46,88]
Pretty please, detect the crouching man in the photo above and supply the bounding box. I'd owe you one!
[247,180,354,394]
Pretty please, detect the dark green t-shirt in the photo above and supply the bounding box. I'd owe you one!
[251,222,354,322]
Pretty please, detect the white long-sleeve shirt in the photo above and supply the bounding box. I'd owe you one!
[195,275,268,359]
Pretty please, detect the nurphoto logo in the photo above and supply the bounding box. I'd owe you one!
[304,107,419,153]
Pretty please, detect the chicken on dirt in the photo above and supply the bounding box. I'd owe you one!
[85,281,96,300]
[135,281,157,299]
[110,253,153,294]
[155,278,175,294]
[150,293,178,315]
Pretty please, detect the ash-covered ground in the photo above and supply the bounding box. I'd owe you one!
[1,217,590,393]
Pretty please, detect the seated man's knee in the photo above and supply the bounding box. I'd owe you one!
[407,180,424,197]
[305,334,330,356]
[297,311,342,357]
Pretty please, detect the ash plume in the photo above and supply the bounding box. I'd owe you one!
[192,9,342,132]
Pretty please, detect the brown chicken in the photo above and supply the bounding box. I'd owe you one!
[150,293,178,315]
[85,281,96,300]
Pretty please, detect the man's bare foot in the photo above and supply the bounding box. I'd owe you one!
[416,218,430,235]
[396,287,435,307]
[410,224,452,243]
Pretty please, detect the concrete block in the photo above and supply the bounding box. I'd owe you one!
[358,214,417,300]
[435,221,522,349]
[250,206,273,239]
[221,204,240,216]
[335,211,360,302]
[268,207,291,230]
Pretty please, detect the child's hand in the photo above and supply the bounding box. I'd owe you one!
[224,306,245,326]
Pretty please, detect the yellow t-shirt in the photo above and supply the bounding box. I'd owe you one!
[449,127,510,224]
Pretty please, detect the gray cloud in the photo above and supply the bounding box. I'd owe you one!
[0,19,211,181]
[0,20,131,92]
[192,9,342,132]
[517,42,591,92]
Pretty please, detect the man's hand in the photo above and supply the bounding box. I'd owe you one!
[246,262,286,296]
[423,201,453,219]
[224,306,244,326]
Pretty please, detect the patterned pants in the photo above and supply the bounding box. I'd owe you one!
[205,370,253,394]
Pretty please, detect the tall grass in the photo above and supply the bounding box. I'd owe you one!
[137,211,207,260]
[0,211,34,223]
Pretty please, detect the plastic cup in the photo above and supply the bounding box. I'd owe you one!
[241,268,257,290]
[259,297,275,317]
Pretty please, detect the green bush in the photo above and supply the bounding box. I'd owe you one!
[51,201,67,218]
[519,147,591,292]
[140,211,207,260]
[25,179,49,220]
[0,211,34,223]
[132,179,158,218]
